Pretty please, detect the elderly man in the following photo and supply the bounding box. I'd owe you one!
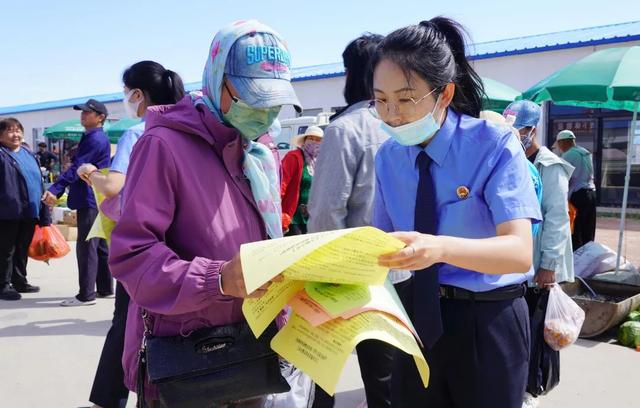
[555,129,597,250]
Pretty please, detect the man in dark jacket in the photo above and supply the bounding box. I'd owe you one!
[43,99,112,306]
[36,142,57,171]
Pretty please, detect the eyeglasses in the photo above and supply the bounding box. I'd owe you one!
[223,80,239,103]
[368,87,439,119]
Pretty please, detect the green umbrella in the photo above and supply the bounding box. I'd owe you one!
[522,45,640,274]
[481,77,522,112]
[522,46,640,111]
[105,118,142,143]
[43,119,85,141]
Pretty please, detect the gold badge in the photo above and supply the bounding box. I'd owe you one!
[456,186,470,199]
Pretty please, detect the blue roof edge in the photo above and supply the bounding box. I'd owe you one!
[470,33,640,60]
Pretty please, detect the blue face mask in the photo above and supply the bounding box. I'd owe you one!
[521,127,535,151]
[380,96,443,146]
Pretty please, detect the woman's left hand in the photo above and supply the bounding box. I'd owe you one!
[378,231,445,271]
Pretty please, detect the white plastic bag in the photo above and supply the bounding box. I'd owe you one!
[262,361,314,408]
[573,241,614,278]
[544,284,586,351]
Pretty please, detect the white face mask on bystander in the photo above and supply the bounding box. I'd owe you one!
[122,89,142,118]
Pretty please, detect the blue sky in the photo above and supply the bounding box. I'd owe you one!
[0,0,638,107]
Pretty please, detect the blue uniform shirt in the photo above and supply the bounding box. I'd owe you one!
[110,122,145,175]
[49,127,110,210]
[373,109,542,292]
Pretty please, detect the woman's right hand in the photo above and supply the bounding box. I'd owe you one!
[220,252,282,298]
[77,163,97,185]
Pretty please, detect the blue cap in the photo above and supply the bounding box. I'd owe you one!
[225,32,302,112]
[503,100,541,129]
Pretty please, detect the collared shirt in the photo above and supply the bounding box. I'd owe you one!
[110,122,145,175]
[49,127,110,209]
[562,145,595,196]
[373,109,542,292]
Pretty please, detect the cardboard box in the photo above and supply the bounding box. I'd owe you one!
[62,210,77,227]
[51,206,69,224]
[56,224,78,241]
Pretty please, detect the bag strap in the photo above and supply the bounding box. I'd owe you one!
[136,309,152,408]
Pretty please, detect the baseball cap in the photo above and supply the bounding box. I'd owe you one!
[73,98,109,116]
[556,130,576,141]
[503,100,541,130]
[224,31,302,112]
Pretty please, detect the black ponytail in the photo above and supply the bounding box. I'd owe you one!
[122,61,185,106]
[342,33,385,105]
[372,17,485,118]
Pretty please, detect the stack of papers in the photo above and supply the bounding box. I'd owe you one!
[240,227,430,395]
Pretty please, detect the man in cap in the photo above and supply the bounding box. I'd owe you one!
[36,142,57,172]
[555,129,597,250]
[43,99,112,306]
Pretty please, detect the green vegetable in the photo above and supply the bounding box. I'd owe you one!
[628,310,640,322]
[618,321,640,348]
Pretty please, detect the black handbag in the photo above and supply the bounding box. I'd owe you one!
[137,310,290,408]
[525,288,560,397]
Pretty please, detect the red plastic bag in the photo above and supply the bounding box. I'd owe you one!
[28,225,71,262]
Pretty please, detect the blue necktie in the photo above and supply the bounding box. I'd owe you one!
[413,151,443,349]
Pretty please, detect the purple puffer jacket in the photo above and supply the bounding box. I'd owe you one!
[109,96,269,399]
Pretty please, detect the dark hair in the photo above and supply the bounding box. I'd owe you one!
[342,33,384,105]
[122,61,185,105]
[0,117,24,134]
[371,17,485,118]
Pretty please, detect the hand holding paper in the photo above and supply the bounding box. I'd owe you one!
[239,227,429,395]
[240,227,405,294]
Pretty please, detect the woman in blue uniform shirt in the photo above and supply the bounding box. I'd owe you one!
[372,18,542,408]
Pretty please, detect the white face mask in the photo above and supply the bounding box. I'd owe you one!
[123,89,142,118]
[380,95,443,146]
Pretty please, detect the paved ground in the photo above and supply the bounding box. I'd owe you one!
[594,217,640,267]
[1,218,639,407]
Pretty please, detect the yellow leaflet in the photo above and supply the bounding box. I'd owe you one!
[283,227,404,285]
[240,229,350,294]
[87,169,116,243]
[240,227,404,294]
[242,279,305,337]
[271,311,429,396]
[87,212,116,243]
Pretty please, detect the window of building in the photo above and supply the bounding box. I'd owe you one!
[276,126,294,151]
[600,118,640,206]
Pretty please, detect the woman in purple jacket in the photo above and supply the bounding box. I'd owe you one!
[81,60,185,408]
[108,20,301,406]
